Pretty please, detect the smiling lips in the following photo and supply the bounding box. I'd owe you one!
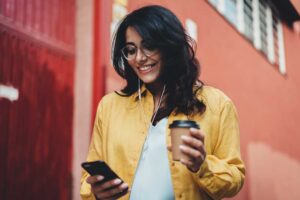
[137,63,157,73]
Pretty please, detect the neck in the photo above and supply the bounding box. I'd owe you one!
[145,82,165,99]
[138,80,166,125]
[148,84,165,118]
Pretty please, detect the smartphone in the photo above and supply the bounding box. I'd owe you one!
[81,160,122,182]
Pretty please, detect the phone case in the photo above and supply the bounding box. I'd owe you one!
[81,160,121,182]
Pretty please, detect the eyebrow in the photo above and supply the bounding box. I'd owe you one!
[125,39,148,46]
[124,42,136,46]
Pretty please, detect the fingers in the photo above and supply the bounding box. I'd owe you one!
[168,128,205,158]
[189,128,205,141]
[180,158,199,173]
[180,158,194,168]
[179,143,205,172]
[97,182,129,199]
[91,178,121,194]
[87,177,129,200]
[179,145,205,162]
[86,175,104,185]
[179,128,206,172]
[104,187,129,200]
[181,135,205,155]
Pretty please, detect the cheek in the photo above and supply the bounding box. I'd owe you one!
[127,60,135,68]
[127,61,138,73]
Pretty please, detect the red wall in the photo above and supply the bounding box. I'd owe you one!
[101,1,300,199]
[0,0,75,199]
[196,2,300,199]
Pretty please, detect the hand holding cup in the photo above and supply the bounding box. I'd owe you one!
[168,120,206,172]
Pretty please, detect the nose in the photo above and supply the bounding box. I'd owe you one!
[135,48,147,63]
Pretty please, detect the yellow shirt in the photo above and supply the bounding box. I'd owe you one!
[80,85,245,200]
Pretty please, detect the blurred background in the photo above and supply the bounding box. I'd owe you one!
[0,0,300,199]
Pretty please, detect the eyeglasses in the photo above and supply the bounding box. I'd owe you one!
[121,43,158,61]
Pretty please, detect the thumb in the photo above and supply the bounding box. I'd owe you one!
[167,145,172,152]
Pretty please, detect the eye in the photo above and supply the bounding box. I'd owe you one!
[126,47,137,55]
[142,42,156,51]
[122,45,137,57]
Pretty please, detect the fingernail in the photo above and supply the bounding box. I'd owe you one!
[96,176,104,181]
[114,179,122,184]
[190,128,197,132]
[122,183,129,189]
[179,145,185,150]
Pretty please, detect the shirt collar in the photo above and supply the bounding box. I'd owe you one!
[133,84,148,101]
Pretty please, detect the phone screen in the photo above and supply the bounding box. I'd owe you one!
[81,160,121,182]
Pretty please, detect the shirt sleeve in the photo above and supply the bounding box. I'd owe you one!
[80,101,104,200]
[192,100,245,199]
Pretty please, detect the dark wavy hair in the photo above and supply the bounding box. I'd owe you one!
[112,5,205,117]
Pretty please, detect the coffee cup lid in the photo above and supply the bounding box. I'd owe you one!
[169,120,200,129]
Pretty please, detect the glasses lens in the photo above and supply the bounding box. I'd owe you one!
[121,44,137,60]
[141,42,157,57]
[121,43,158,60]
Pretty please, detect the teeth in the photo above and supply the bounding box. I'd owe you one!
[139,65,153,71]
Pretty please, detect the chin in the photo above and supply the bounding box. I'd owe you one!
[139,76,159,84]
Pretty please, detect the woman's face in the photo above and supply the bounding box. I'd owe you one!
[124,27,163,86]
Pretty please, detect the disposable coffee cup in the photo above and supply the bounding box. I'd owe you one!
[169,120,200,161]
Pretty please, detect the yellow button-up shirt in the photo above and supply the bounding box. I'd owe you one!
[80,85,245,200]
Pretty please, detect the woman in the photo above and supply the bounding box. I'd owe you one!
[81,5,245,200]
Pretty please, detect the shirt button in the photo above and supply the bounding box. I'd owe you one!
[171,162,175,166]
[179,193,183,198]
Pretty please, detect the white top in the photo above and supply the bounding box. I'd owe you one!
[130,118,175,200]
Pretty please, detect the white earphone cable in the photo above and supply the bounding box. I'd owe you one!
[138,79,166,125]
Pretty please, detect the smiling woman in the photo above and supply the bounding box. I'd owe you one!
[80,5,245,200]
[111,5,206,119]
[124,27,162,86]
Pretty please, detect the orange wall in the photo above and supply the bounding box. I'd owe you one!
[192,2,300,199]
[102,1,300,199]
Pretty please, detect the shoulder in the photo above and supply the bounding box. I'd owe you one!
[101,91,123,103]
[197,86,231,101]
[196,85,235,113]
[96,91,134,114]
[99,91,130,107]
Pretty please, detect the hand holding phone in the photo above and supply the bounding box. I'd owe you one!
[82,160,122,182]
[82,160,129,199]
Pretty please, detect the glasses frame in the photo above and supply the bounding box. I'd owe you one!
[121,43,158,61]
